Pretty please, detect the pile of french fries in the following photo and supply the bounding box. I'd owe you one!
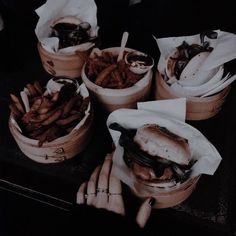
[9,80,89,147]
[85,51,143,89]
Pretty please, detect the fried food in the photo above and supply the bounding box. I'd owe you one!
[10,93,25,114]
[95,64,117,86]
[86,51,143,89]
[56,113,83,126]
[33,81,44,95]
[41,107,62,126]
[62,94,83,118]
[36,125,64,147]
[26,83,38,97]
[9,80,90,146]
[9,103,22,119]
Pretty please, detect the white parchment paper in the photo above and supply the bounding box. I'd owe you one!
[153,30,236,97]
[35,0,98,54]
[154,30,236,73]
[106,100,222,189]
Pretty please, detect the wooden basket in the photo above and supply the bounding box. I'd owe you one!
[81,47,153,113]
[154,72,231,120]
[37,42,91,78]
[133,175,200,209]
[9,109,93,164]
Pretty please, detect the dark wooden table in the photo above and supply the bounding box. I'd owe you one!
[0,1,236,235]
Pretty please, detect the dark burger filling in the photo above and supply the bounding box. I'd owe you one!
[124,144,192,186]
[51,22,93,49]
[168,30,218,80]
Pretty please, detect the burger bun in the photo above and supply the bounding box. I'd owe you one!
[51,16,82,27]
[134,124,191,165]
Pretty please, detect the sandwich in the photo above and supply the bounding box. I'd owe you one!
[110,123,193,188]
[50,16,92,49]
[166,30,218,83]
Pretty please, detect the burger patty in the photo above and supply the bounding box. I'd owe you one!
[131,162,174,181]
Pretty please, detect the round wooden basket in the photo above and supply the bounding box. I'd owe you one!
[154,72,231,120]
[133,175,200,209]
[81,47,153,113]
[9,109,93,164]
[37,42,91,78]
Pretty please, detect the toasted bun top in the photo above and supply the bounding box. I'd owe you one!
[51,16,82,27]
[133,124,191,165]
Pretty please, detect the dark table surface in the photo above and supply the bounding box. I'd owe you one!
[0,1,236,235]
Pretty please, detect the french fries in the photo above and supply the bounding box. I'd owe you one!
[33,81,44,95]
[26,83,38,97]
[62,94,82,118]
[10,93,25,114]
[9,80,89,147]
[95,64,117,86]
[36,125,63,147]
[85,51,143,89]
[41,108,62,126]
[56,113,83,126]
[9,103,22,119]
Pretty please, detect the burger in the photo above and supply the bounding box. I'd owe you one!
[166,30,218,83]
[110,123,194,188]
[50,16,93,49]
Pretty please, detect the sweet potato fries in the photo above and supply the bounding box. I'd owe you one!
[9,80,89,147]
[85,51,143,89]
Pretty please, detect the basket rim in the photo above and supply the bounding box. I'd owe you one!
[157,71,231,102]
[8,107,93,147]
[134,174,201,193]
[37,41,90,60]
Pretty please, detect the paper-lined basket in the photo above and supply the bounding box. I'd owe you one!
[35,0,98,78]
[132,173,200,209]
[38,42,91,78]
[154,72,231,120]
[153,30,236,120]
[81,47,153,113]
[9,111,93,163]
[9,83,93,164]
[107,107,222,208]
